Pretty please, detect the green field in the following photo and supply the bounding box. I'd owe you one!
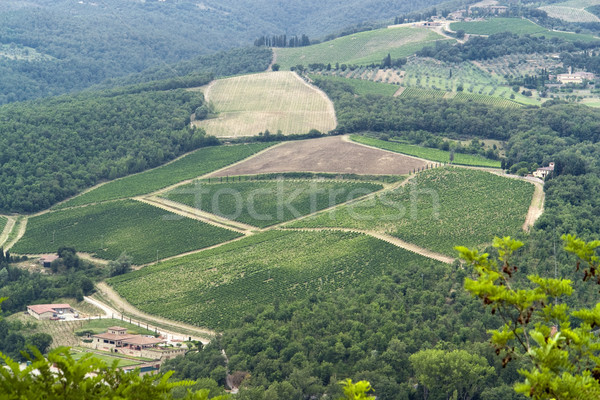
[163,179,384,228]
[74,318,157,336]
[12,200,241,264]
[540,0,600,22]
[451,18,600,42]
[287,168,534,256]
[70,351,143,367]
[276,26,450,69]
[454,92,522,108]
[398,87,447,99]
[0,216,6,234]
[194,72,337,137]
[350,135,502,168]
[109,230,442,329]
[57,143,272,209]
[309,74,399,96]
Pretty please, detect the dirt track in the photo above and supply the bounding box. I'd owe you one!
[207,135,429,177]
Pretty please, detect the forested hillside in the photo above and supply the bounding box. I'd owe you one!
[0,83,210,213]
[0,0,448,103]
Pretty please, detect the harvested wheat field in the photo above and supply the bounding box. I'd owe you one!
[193,71,337,137]
[207,135,430,177]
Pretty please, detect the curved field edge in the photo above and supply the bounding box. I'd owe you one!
[275,26,451,69]
[161,179,385,228]
[11,199,242,264]
[108,230,444,330]
[193,71,336,137]
[55,143,274,209]
[286,167,535,256]
[350,135,501,167]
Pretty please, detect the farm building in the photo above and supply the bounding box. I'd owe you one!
[27,303,74,320]
[533,162,554,179]
[87,326,186,361]
[556,70,595,84]
[39,254,59,268]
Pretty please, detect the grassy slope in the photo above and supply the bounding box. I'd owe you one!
[309,74,399,96]
[351,135,502,167]
[57,143,272,208]
[74,318,157,336]
[195,72,336,137]
[162,179,384,228]
[451,18,599,42]
[276,26,450,69]
[109,230,442,329]
[12,200,241,264]
[288,168,534,256]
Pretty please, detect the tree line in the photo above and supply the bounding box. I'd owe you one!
[254,34,311,48]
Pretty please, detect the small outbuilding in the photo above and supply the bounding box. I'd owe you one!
[39,254,59,268]
[27,303,74,320]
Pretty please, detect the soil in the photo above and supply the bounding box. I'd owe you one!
[207,135,429,177]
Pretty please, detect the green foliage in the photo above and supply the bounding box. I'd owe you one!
[338,379,375,399]
[309,75,399,96]
[0,88,207,212]
[163,179,383,228]
[12,200,241,265]
[289,168,534,256]
[350,135,501,167]
[459,234,600,399]
[109,230,443,329]
[409,348,495,400]
[0,345,229,399]
[57,143,273,208]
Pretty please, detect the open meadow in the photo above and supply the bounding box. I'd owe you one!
[287,168,534,256]
[350,135,502,167]
[12,200,241,264]
[57,143,273,209]
[108,230,443,329]
[162,179,384,228]
[193,71,336,137]
[275,26,450,69]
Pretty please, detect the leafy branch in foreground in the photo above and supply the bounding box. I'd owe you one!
[457,235,600,399]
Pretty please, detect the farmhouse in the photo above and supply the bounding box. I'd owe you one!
[533,162,554,179]
[27,303,74,320]
[87,326,186,361]
[556,70,595,84]
[39,254,59,268]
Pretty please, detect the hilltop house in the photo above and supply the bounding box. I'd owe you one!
[87,326,186,361]
[27,304,74,320]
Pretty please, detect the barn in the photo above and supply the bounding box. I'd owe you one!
[27,303,74,320]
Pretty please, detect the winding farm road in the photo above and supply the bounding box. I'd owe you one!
[89,282,215,343]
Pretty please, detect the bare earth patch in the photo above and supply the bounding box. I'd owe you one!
[207,135,430,177]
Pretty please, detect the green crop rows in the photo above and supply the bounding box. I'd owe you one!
[309,74,399,96]
[398,87,446,99]
[109,230,443,329]
[12,200,241,264]
[163,179,384,228]
[0,216,6,235]
[451,17,599,42]
[288,168,534,256]
[350,135,501,168]
[276,26,449,69]
[57,143,273,208]
[454,92,521,108]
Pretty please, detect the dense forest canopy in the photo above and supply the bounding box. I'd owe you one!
[0,0,449,103]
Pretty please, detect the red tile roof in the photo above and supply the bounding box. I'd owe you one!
[92,333,137,341]
[27,304,72,315]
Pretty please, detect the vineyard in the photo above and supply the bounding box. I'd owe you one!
[350,135,502,168]
[397,87,447,100]
[12,200,241,264]
[540,0,600,22]
[0,216,6,235]
[57,143,273,209]
[108,230,443,329]
[287,168,534,256]
[454,92,522,108]
[309,74,399,96]
[275,26,449,69]
[163,179,384,228]
[450,17,599,42]
[194,72,336,137]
